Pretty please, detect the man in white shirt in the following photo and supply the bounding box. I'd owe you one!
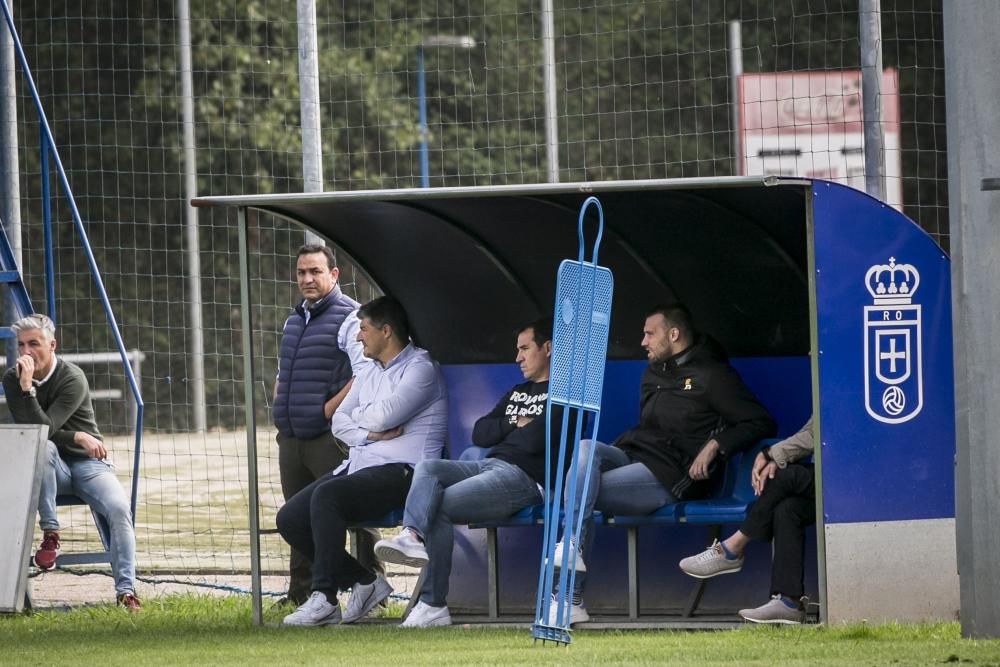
[275,296,448,627]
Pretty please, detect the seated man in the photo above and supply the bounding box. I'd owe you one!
[679,418,814,624]
[374,317,570,628]
[553,304,775,623]
[276,296,448,627]
[3,315,140,610]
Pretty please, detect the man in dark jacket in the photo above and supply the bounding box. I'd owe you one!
[273,244,377,605]
[374,317,573,628]
[552,303,776,624]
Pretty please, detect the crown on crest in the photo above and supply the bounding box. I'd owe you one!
[865,257,919,305]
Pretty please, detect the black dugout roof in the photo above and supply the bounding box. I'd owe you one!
[194,177,811,364]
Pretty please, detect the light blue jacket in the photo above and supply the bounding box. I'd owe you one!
[331,343,448,475]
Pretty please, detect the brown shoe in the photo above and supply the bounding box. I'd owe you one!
[117,592,142,612]
[34,531,60,570]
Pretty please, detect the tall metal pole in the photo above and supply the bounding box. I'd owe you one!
[540,0,559,183]
[178,0,207,433]
[1,1,22,364]
[945,0,1000,640]
[416,46,429,188]
[296,0,324,244]
[727,20,744,176]
[0,0,20,266]
[859,0,885,201]
[238,206,263,626]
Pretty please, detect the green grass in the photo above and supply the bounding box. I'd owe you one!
[2,596,1000,666]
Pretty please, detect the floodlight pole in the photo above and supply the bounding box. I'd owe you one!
[297,0,324,244]
[178,0,207,433]
[1,0,21,366]
[859,0,885,201]
[727,21,744,176]
[415,35,475,188]
[540,0,559,183]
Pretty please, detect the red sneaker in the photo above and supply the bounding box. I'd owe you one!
[117,592,142,612]
[34,531,60,570]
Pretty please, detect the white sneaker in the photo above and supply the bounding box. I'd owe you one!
[401,600,452,628]
[341,575,393,624]
[375,528,429,568]
[544,596,590,626]
[549,539,587,573]
[282,591,342,627]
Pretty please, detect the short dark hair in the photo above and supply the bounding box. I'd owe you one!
[518,317,553,348]
[297,243,336,270]
[646,303,695,342]
[358,296,411,345]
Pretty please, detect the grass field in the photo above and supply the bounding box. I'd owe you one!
[2,596,1000,666]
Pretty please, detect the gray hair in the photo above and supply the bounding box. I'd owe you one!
[10,314,56,341]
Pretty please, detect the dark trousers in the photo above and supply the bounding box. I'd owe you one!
[275,462,413,600]
[739,463,815,599]
[277,431,378,602]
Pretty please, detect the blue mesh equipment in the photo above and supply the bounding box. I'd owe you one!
[532,197,614,644]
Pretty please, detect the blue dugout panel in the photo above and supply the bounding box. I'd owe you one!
[201,176,955,623]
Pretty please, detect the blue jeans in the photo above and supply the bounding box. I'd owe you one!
[566,439,676,595]
[37,441,137,596]
[404,457,542,607]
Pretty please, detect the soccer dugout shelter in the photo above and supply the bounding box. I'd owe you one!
[195,176,957,626]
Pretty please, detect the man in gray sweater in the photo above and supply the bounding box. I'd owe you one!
[678,418,815,624]
[3,314,140,611]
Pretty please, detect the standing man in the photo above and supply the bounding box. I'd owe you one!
[552,303,776,623]
[3,314,140,610]
[276,296,448,627]
[679,418,815,624]
[273,243,376,606]
[375,318,571,628]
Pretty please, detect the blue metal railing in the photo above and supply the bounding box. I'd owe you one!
[1,1,144,517]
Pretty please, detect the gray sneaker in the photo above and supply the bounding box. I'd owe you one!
[739,595,805,624]
[341,575,393,624]
[282,591,342,627]
[678,539,743,579]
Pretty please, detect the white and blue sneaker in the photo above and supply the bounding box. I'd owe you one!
[282,591,342,627]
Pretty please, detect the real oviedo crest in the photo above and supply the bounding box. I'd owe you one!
[863,257,923,424]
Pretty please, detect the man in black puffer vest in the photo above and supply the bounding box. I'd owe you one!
[273,244,377,605]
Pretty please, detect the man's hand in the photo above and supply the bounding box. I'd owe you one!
[751,451,778,496]
[74,432,107,460]
[515,415,533,428]
[15,355,35,392]
[688,439,720,480]
[368,426,403,442]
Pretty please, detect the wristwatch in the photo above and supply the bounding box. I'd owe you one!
[22,386,37,398]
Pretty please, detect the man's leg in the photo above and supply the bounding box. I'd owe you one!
[562,440,634,564]
[37,441,68,531]
[300,432,380,576]
[34,442,72,569]
[571,457,676,596]
[277,433,317,604]
[738,464,815,548]
[275,475,326,563]
[768,472,815,600]
[68,458,137,598]
[416,459,541,608]
[307,464,413,597]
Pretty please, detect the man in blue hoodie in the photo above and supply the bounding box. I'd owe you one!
[272,244,376,605]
